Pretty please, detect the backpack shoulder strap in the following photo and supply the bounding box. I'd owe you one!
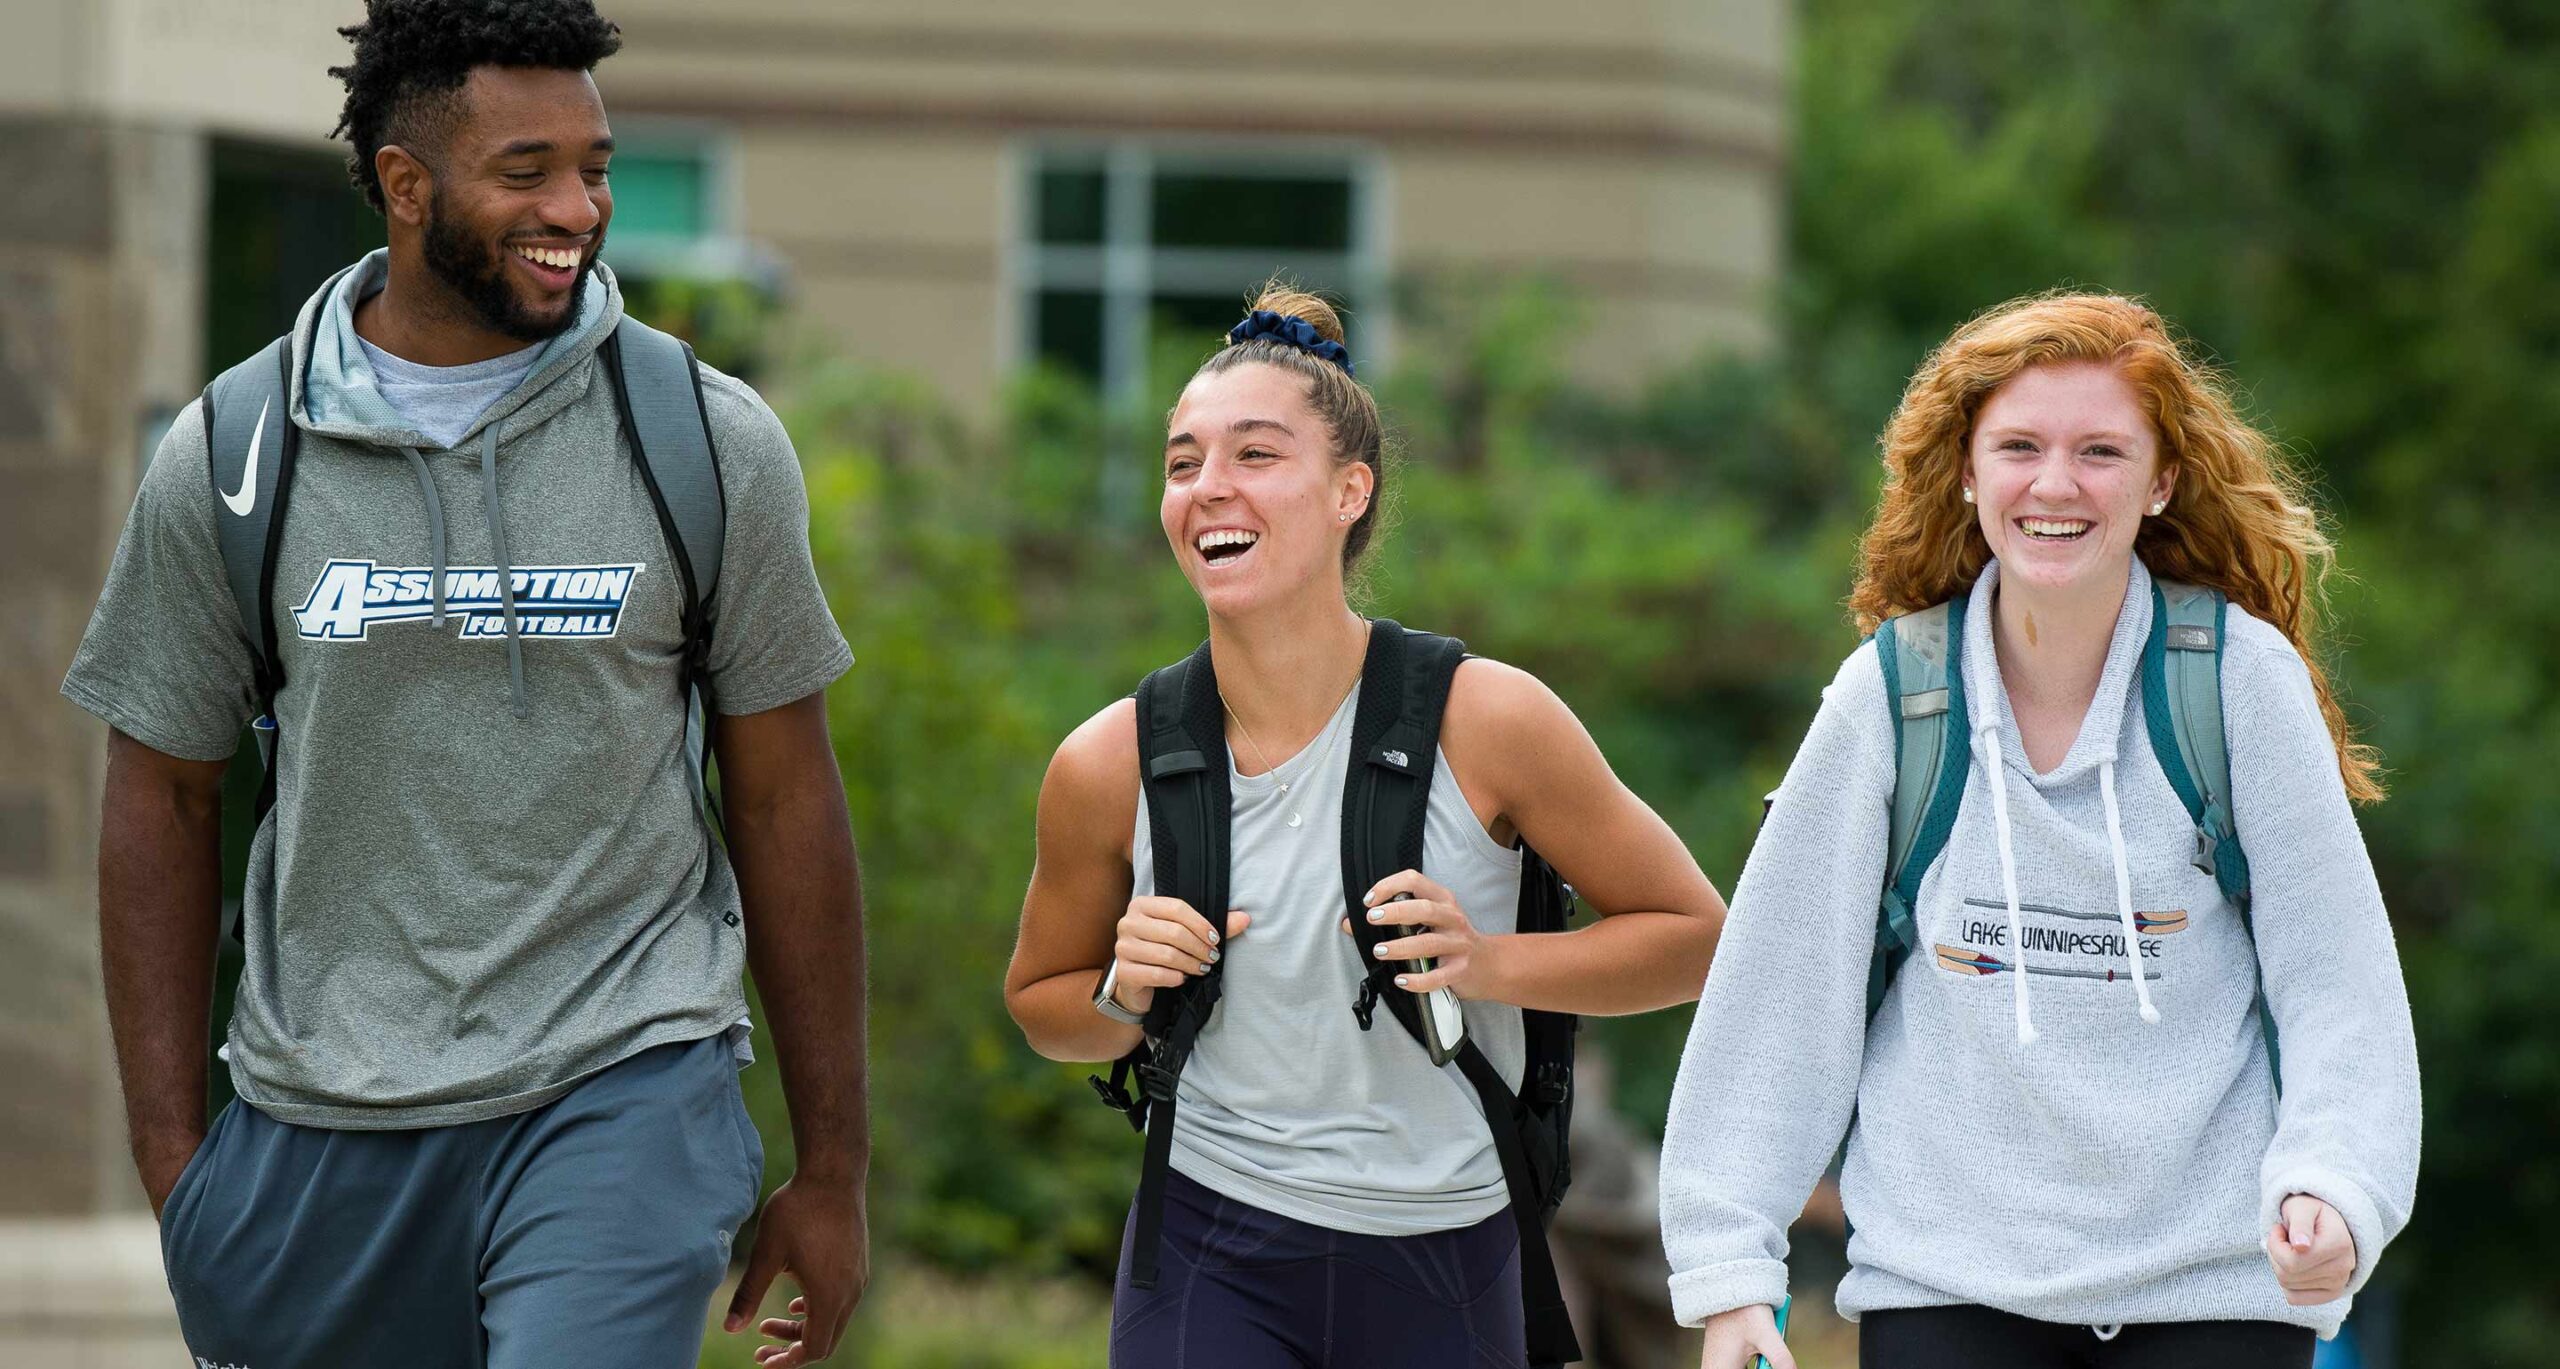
[1871,596,1970,1020]
[1134,642,1233,975]
[605,317,729,830]
[607,316,726,613]
[2142,579,2277,1084]
[1341,619,1466,1042]
[204,335,298,712]
[2142,579,2249,903]
[1107,640,1234,1291]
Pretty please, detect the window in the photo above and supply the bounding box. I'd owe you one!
[1017,143,1386,399]
[597,124,766,283]
[607,148,713,240]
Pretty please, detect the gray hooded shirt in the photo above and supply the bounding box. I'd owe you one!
[1658,559,2420,1337]
[63,254,853,1129]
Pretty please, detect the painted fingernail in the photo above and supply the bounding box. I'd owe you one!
[1199,961,1214,974]
[1393,975,1410,988]
[1366,908,1383,922]
[1374,945,1390,959]
[1208,948,1221,963]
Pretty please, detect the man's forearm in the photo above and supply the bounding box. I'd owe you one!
[98,734,226,1196]
[730,775,869,1183]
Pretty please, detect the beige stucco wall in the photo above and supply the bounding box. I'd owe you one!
[1,0,1786,403]
[600,0,1789,402]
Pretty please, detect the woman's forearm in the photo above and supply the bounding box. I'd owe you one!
[1475,909,1717,1015]
[1008,968,1146,1063]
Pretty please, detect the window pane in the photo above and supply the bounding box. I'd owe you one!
[611,153,706,239]
[1152,292,1257,344]
[1037,166,1107,245]
[1152,173,1352,252]
[1034,289,1105,380]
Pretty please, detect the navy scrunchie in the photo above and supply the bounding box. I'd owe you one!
[1225,310,1357,378]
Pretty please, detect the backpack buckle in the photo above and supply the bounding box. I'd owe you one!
[1087,1073,1149,1132]
[1135,1061,1182,1103]
[1351,978,1381,1031]
[1088,1072,1136,1112]
[1529,1060,1571,1109]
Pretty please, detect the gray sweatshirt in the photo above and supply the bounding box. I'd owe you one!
[63,254,852,1129]
[1659,558,2419,1336]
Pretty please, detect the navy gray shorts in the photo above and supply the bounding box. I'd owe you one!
[158,1033,763,1369]
[1110,1168,1527,1368]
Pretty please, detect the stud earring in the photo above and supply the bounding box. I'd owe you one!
[2149,501,2167,516]
[1962,487,1975,505]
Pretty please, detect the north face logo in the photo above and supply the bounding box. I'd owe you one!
[197,1357,253,1369]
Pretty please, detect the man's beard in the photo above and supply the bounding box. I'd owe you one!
[421,190,598,343]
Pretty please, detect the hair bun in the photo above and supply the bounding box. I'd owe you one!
[1245,285,1345,345]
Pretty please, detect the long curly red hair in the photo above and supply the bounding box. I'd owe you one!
[1849,291,2382,802]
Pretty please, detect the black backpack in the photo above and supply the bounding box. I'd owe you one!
[1088,620,1584,1367]
[199,292,729,901]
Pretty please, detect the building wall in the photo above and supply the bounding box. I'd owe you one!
[0,106,206,1362]
[600,0,1789,402]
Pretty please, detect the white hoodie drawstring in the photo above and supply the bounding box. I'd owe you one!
[2097,758,2162,1024]
[1976,722,2037,1046]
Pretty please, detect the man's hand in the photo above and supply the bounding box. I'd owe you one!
[725,1173,869,1366]
[2266,1193,2357,1305]
[715,696,870,1364]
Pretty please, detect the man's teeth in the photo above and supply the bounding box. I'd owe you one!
[1196,529,1260,555]
[514,245,581,270]
[2021,518,2092,538]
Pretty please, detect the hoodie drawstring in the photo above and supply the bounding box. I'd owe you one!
[1975,722,2038,1046]
[479,424,529,718]
[2098,758,2163,1024]
[399,446,449,626]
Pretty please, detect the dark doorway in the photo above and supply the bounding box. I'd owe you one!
[204,138,383,378]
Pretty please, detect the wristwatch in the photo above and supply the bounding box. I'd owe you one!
[1092,964,1147,1026]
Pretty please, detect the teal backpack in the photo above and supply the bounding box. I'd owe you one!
[1865,579,2278,1082]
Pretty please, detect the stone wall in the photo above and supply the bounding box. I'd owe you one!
[0,109,204,1362]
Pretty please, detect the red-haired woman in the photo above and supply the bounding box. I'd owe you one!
[1659,293,2419,1369]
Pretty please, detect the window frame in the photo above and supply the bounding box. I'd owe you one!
[596,117,760,280]
[1006,136,1392,403]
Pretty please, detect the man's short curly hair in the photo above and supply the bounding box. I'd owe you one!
[329,0,624,214]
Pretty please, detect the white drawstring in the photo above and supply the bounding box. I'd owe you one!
[2097,759,2162,1024]
[1976,723,2037,1045]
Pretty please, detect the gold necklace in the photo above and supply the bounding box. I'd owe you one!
[1228,670,1372,829]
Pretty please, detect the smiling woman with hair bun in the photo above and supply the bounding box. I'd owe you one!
[1005,282,1727,1367]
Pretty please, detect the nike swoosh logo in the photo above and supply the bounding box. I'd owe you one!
[220,396,268,517]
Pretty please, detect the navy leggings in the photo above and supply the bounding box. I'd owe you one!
[1110,1169,1526,1368]
[1862,1303,2315,1369]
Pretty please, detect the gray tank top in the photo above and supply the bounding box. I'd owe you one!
[1131,684,1527,1236]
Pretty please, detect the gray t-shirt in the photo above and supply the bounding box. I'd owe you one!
[355,334,541,450]
[62,267,853,1129]
[1133,685,1528,1236]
